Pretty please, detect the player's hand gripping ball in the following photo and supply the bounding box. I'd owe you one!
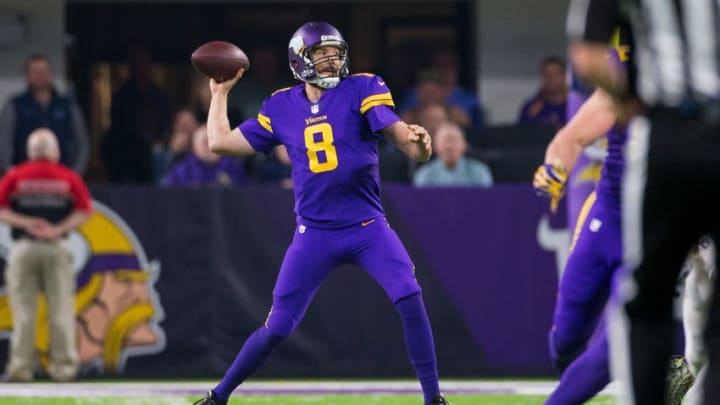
[191,41,250,82]
[533,161,568,212]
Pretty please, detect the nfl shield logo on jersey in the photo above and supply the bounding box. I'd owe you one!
[311,104,319,114]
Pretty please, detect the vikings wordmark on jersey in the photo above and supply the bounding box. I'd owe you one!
[240,73,396,228]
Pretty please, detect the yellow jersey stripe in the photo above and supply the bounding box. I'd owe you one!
[361,92,393,107]
[257,113,273,133]
[569,191,597,253]
[353,72,376,77]
[360,99,395,114]
[577,162,602,182]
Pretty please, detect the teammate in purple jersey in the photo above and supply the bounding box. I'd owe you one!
[565,66,604,234]
[534,87,625,405]
[192,22,449,405]
[533,34,631,405]
[535,34,692,402]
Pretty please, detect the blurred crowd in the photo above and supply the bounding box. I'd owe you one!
[0,48,568,188]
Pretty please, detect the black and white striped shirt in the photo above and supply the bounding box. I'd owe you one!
[567,0,720,108]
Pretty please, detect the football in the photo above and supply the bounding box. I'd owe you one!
[191,41,250,82]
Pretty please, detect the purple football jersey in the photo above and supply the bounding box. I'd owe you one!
[567,31,630,220]
[565,70,598,234]
[596,42,630,210]
[239,74,399,228]
[596,126,626,210]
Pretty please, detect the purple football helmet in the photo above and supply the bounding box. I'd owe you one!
[288,21,349,89]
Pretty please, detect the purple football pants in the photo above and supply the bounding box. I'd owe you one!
[214,218,439,403]
[546,192,621,404]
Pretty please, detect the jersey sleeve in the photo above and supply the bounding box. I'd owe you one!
[0,171,16,208]
[69,172,92,212]
[238,97,280,154]
[567,0,622,44]
[357,74,401,133]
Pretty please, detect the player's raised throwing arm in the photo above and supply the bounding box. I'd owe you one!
[382,121,432,162]
[207,69,256,156]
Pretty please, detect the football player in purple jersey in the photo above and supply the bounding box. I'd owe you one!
[533,32,631,405]
[192,21,448,405]
[534,86,624,405]
[535,35,693,403]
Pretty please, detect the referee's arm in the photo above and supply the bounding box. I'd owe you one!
[567,0,626,96]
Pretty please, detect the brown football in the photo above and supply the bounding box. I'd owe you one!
[191,41,250,82]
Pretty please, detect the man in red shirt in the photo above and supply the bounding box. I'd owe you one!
[0,128,92,382]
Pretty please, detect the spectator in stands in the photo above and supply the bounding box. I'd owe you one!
[163,125,245,187]
[168,109,199,164]
[416,103,450,140]
[399,49,484,128]
[517,56,567,128]
[152,108,200,181]
[0,54,89,175]
[401,70,471,129]
[154,108,200,181]
[102,46,170,183]
[413,122,493,187]
[0,129,92,382]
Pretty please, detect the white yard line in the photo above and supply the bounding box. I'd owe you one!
[0,380,621,397]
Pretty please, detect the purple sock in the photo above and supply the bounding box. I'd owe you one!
[545,334,610,405]
[213,326,285,401]
[395,294,440,404]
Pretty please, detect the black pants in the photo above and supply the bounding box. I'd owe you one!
[619,108,720,405]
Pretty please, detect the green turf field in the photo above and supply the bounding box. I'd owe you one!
[0,395,616,404]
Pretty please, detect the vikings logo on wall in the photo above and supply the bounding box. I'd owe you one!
[0,201,165,374]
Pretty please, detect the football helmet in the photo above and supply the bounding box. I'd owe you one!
[288,21,349,89]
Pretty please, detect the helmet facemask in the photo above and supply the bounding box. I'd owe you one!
[308,42,349,89]
[288,22,351,89]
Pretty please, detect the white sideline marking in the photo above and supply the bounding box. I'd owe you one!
[0,380,621,398]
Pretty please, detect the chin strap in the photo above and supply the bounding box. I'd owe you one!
[312,77,341,89]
